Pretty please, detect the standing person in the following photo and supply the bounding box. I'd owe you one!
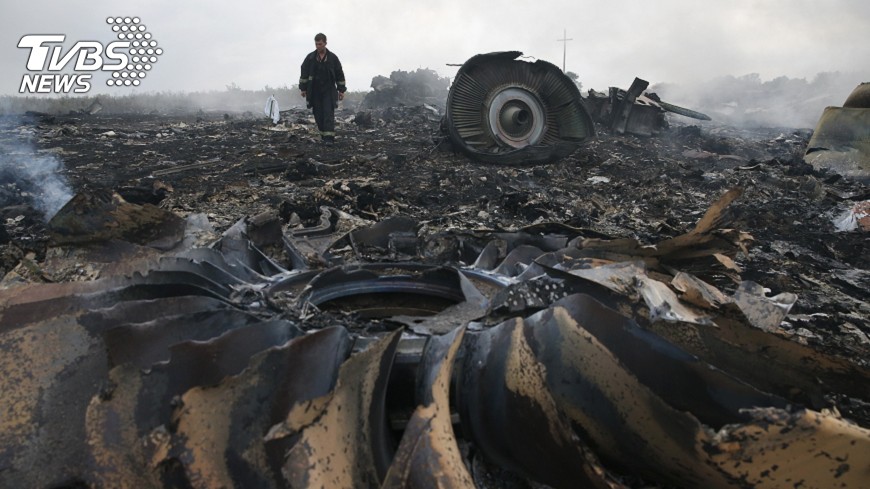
[299,33,346,145]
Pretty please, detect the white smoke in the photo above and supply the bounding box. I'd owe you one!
[0,138,74,221]
[652,70,870,129]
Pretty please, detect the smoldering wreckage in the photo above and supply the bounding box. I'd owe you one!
[1,52,869,489]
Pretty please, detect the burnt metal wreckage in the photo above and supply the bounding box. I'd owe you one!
[2,188,869,488]
[442,51,596,166]
[441,52,711,165]
[585,76,712,137]
[805,82,870,183]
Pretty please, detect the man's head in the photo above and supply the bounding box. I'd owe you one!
[314,33,327,54]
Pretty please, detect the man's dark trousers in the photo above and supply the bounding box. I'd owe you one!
[311,89,335,139]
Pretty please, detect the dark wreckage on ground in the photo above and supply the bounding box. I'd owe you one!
[1,52,869,488]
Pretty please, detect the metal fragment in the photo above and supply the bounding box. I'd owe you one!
[278,329,402,488]
[455,317,617,489]
[162,327,351,488]
[382,326,474,488]
[805,82,870,181]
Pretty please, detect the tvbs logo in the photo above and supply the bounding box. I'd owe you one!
[18,16,162,94]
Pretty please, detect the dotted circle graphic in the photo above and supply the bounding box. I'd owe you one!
[106,15,162,88]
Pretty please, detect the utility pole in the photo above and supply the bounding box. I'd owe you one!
[557,28,572,72]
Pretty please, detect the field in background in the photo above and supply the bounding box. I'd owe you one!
[0,84,368,116]
[3,69,868,128]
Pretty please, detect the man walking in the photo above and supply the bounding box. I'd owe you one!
[299,33,346,144]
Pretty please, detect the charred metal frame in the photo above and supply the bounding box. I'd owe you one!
[443,51,596,165]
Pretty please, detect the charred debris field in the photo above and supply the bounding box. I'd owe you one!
[1,100,869,489]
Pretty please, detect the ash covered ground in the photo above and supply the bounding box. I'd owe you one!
[3,106,866,353]
[1,101,869,487]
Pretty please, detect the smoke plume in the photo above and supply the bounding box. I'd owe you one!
[0,133,73,221]
[652,71,870,128]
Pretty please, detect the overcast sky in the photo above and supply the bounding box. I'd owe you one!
[2,0,869,98]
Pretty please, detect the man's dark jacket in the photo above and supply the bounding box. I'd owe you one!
[299,49,346,109]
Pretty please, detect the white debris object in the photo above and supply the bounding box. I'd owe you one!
[264,95,280,124]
